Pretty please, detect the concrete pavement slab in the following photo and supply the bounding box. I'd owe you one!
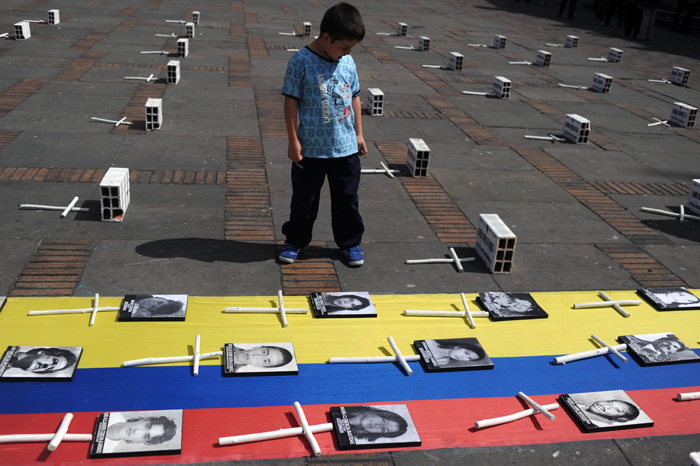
[71,184,226,241]
[113,134,226,171]
[1,131,124,168]
[0,239,37,293]
[545,147,673,182]
[491,243,639,292]
[79,238,280,297]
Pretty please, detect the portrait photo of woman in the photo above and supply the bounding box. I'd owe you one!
[415,337,493,372]
[0,345,83,381]
[331,404,421,449]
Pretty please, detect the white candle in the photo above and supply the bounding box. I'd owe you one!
[449,247,464,273]
[574,299,641,308]
[294,402,321,456]
[588,57,607,61]
[404,309,489,317]
[524,135,556,141]
[599,291,632,317]
[89,294,99,327]
[558,83,588,89]
[553,344,626,365]
[218,423,333,445]
[29,306,119,316]
[591,334,627,363]
[90,117,132,126]
[278,290,288,328]
[677,391,700,401]
[641,207,699,222]
[140,50,167,54]
[329,355,421,363]
[0,433,92,444]
[60,197,79,218]
[388,336,413,375]
[509,61,531,65]
[422,65,442,68]
[380,161,395,179]
[406,258,475,264]
[47,413,73,451]
[155,33,177,37]
[463,91,490,96]
[165,19,186,23]
[546,43,564,47]
[474,403,560,429]
[124,351,222,367]
[518,392,555,421]
[193,334,201,376]
[460,292,475,328]
[648,79,671,83]
[394,45,415,50]
[467,44,487,47]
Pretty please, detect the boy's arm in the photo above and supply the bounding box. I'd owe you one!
[352,95,367,156]
[284,95,303,162]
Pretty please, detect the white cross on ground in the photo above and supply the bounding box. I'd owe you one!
[28,293,120,327]
[573,291,641,317]
[224,290,308,328]
[0,413,92,452]
[474,396,559,429]
[123,334,222,376]
[218,402,333,456]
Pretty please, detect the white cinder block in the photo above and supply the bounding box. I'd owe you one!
[476,214,516,273]
[493,34,507,49]
[591,73,613,93]
[366,88,384,116]
[186,22,195,38]
[397,22,407,36]
[687,179,700,216]
[536,50,551,67]
[48,9,60,25]
[565,35,579,48]
[303,22,311,37]
[670,102,697,128]
[607,47,623,63]
[492,76,511,99]
[14,22,31,40]
[167,60,180,84]
[177,38,189,57]
[448,52,463,71]
[670,67,690,86]
[406,138,430,177]
[192,11,200,25]
[563,114,590,144]
[418,36,430,52]
[145,98,163,131]
[100,168,130,222]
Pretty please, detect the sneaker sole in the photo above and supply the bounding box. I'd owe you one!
[347,259,364,266]
[278,255,296,264]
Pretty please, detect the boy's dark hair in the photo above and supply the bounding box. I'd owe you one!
[320,3,365,42]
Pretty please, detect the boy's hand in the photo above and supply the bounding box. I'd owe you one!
[288,139,303,162]
[357,135,368,156]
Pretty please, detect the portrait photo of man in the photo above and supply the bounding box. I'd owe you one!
[90,409,183,456]
[223,342,298,376]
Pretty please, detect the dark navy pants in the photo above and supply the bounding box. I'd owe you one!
[282,153,364,250]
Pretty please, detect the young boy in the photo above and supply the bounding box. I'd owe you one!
[279,2,367,267]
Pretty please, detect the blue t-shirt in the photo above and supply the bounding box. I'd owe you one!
[282,47,361,158]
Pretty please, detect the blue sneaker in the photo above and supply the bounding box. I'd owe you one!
[342,246,364,267]
[279,243,302,263]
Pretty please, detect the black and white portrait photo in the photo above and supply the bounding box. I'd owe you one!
[331,404,421,449]
[223,342,298,376]
[90,409,183,457]
[0,345,82,381]
[637,287,700,311]
[559,390,653,433]
[618,333,699,366]
[119,294,188,321]
[310,291,377,318]
[478,292,548,321]
[414,338,493,372]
